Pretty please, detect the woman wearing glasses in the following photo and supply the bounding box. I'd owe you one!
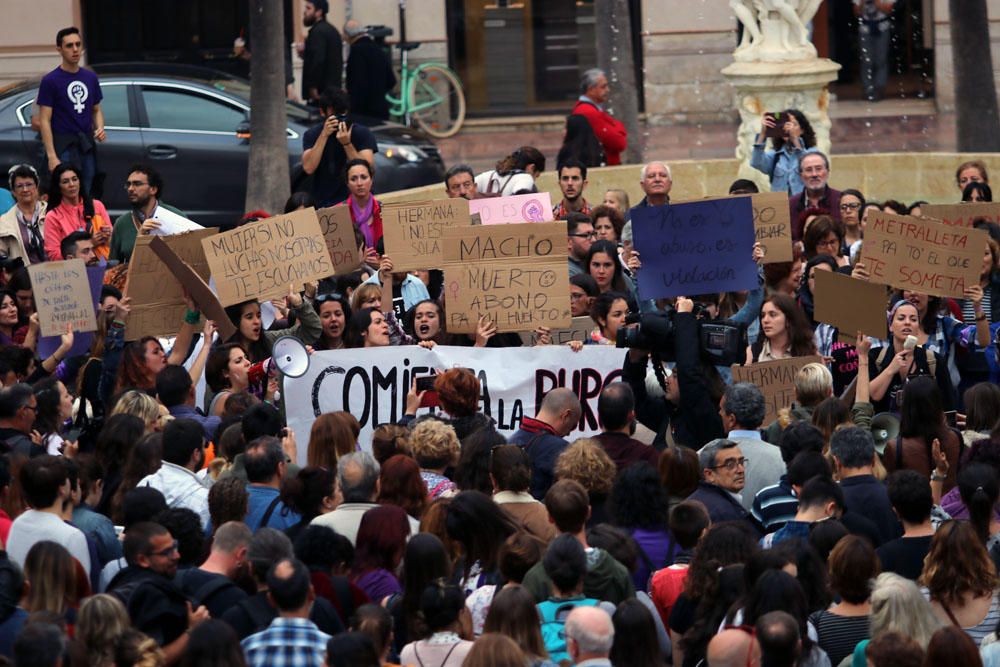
[0,165,47,266]
[802,215,849,268]
[838,189,865,263]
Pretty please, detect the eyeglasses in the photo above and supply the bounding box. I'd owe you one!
[12,183,35,191]
[713,457,748,471]
[150,540,179,557]
[839,202,861,211]
[125,180,149,189]
[816,238,840,249]
[569,232,596,239]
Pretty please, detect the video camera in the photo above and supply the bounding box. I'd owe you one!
[616,310,747,367]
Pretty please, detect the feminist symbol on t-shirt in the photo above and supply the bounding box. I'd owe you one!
[66,81,89,114]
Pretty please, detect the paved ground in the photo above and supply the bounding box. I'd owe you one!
[434,98,957,173]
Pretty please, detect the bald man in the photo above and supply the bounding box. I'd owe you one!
[344,18,395,120]
[508,388,583,499]
[707,628,761,667]
[565,606,615,666]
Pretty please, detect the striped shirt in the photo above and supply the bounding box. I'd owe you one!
[809,610,870,665]
[752,476,798,533]
[920,588,1000,647]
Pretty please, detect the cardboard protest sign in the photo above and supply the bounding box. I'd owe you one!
[285,346,625,461]
[441,222,566,263]
[631,198,758,300]
[444,260,572,334]
[315,206,360,275]
[37,266,105,359]
[731,355,824,425]
[28,259,97,338]
[148,237,237,341]
[469,192,554,225]
[202,208,333,306]
[442,222,571,334]
[518,316,594,346]
[813,270,889,343]
[749,192,793,263]
[922,202,1000,228]
[862,210,988,298]
[381,199,471,272]
[125,229,215,340]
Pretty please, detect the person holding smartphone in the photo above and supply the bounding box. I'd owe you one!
[750,108,818,194]
[301,88,377,208]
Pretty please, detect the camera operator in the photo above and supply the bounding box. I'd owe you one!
[301,88,377,208]
[622,297,726,451]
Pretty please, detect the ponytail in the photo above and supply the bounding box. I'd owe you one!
[959,463,999,547]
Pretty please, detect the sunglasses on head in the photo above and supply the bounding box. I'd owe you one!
[314,292,344,304]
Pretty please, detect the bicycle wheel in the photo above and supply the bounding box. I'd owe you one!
[408,64,466,139]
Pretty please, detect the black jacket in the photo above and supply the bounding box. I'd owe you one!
[687,482,762,538]
[302,21,343,100]
[107,566,188,646]
[623,311,724,450]
[346,36,396,120]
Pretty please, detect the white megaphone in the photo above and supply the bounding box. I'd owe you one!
[871,412,901,455]
[247,336,311,386]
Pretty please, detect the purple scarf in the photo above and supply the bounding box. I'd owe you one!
[350,196,375,248]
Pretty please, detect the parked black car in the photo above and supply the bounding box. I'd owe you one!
[0,64,446,227]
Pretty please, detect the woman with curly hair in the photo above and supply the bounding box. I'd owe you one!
[208,475,249,535]
[669,522,758,667]
[377,454,428,520]
[920,520,1000,645]
[409,419,461,500]
[610,462,679,591]
[555,438,617,525]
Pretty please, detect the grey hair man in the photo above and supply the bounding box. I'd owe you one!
[830,426,901,544]
[717,383,785,511]
[565,605,615,666]
[633,161,672,210]
[688,439,762,536]
[571,68,627,166]
[310,451,418,543]
[444,164,477,199]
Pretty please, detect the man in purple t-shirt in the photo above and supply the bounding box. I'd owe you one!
[37,27,105,194]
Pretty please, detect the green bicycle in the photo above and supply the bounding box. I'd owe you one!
[385,1,466,138]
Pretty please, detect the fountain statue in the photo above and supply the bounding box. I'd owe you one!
[722,0,841,192]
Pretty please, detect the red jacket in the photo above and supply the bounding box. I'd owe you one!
[572,99,628,165]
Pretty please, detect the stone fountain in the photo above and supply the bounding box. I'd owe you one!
[722,0,841,192]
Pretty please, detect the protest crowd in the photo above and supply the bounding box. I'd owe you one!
[2,16,1000,667]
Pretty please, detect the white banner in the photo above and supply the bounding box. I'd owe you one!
[283,345,626,466]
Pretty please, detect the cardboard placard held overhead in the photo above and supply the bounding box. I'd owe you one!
[381,199,471,272]
[28,259,97,338]
[148,237,237,341]
[731,355,824,426]
[202,207,333,306]
[469,192,554,225]
[518,316,594,346]
[125,229,216,340]
[631,198,758,300]
[749,192,794,263]
[813,270,889,343]
[862,210,988,298]
[922,202,1000,228]
[315,206,361,276]
[441,222,566,263]
[444,260,572,334]
[37,266,106,358]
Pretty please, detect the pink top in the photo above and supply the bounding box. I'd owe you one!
[43,199,111,261]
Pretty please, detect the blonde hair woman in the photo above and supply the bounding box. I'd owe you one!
[71,594,130,667]
[409,419,461,499]
[111,390,170,432]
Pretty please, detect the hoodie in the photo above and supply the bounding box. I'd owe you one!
[521,544,634,605]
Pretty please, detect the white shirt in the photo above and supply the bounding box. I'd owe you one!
[7,509,91,575]
[310,502,419,546]
[138,462,212,528]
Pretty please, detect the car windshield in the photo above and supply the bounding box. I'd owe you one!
[205,77,314,123]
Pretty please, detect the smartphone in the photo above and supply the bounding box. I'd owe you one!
[764,112,786,139]
[945,411,958,428]
[63,427,81,443]
[415,375,440,408]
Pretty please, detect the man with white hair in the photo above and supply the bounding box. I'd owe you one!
[344,19,395,120]
[623,160,672,242]
[565,606,614,667]
[571,68,628,165]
